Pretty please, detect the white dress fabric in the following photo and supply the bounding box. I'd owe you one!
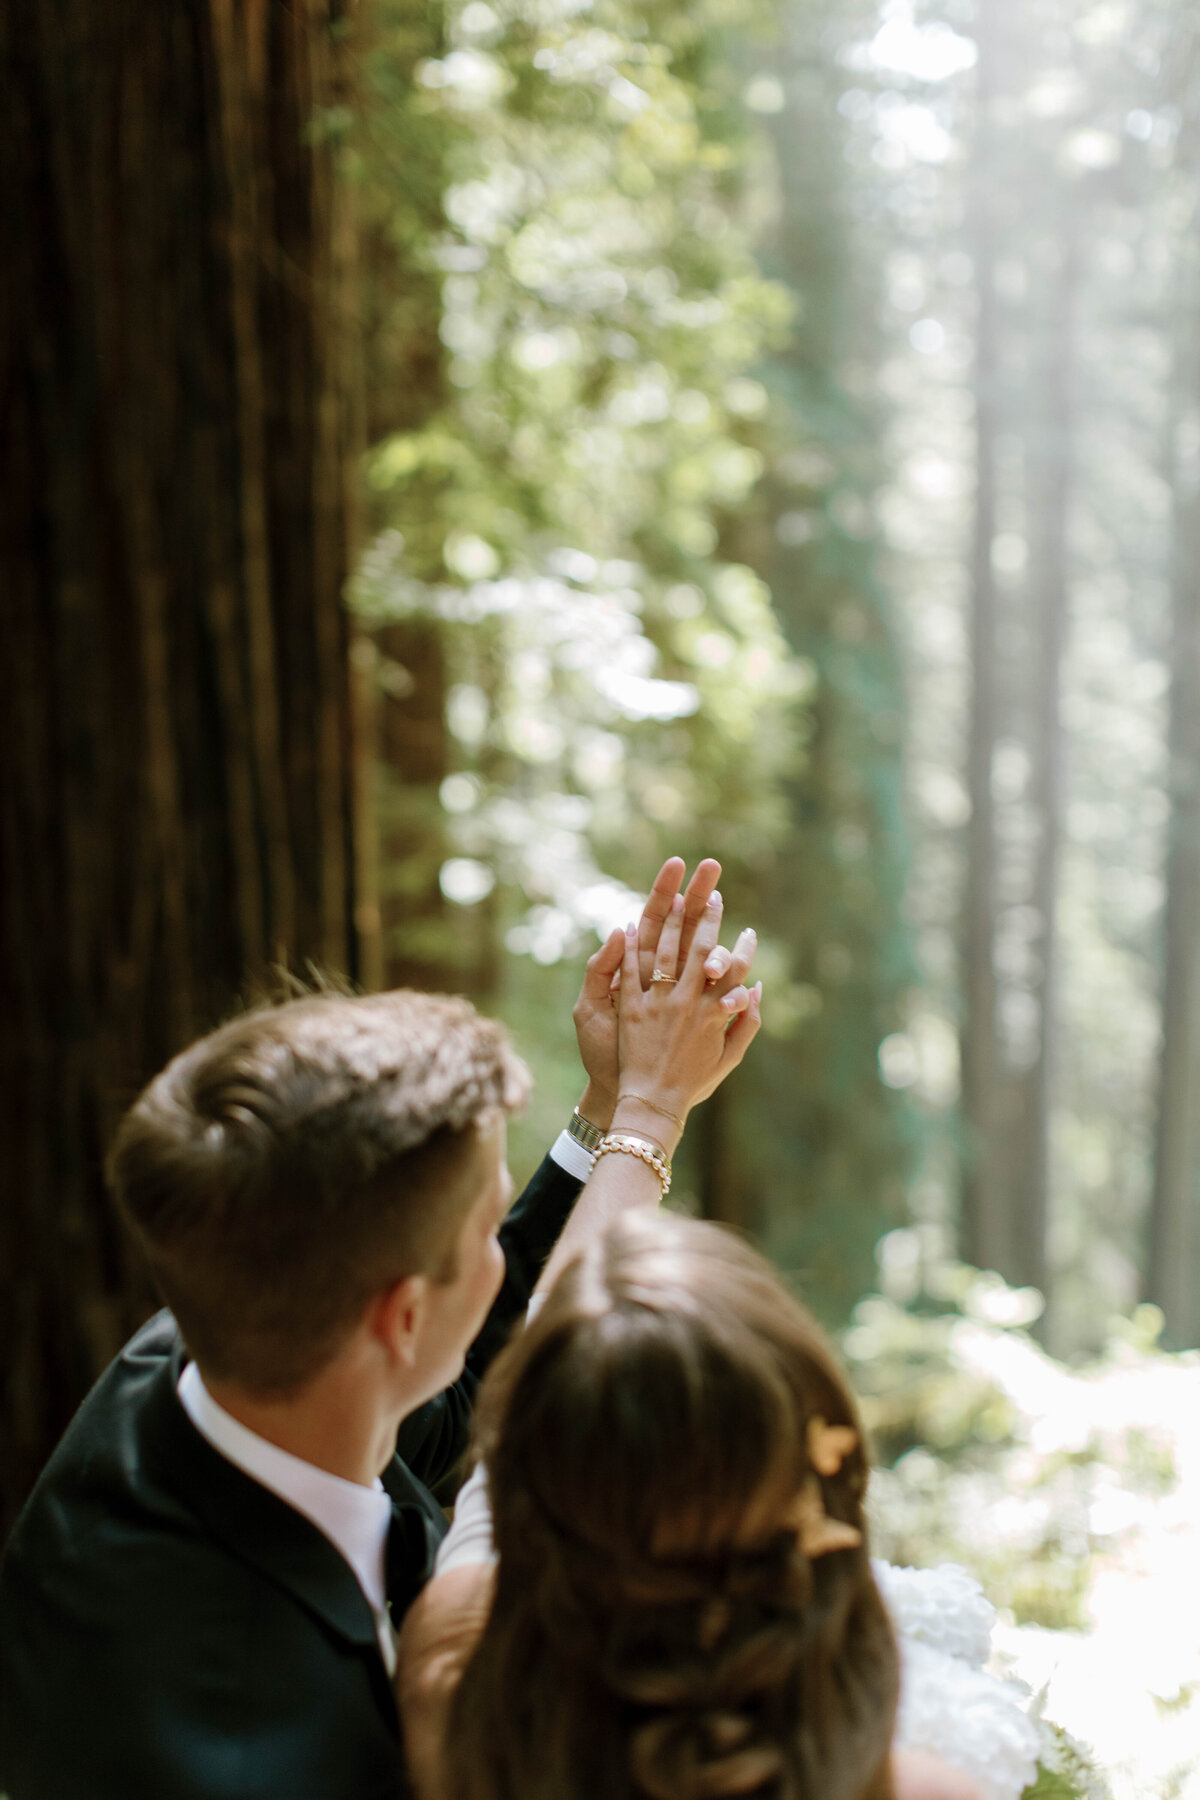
[436,1473,1042,1799]
[435,1462,497,1577]
[873,1560,1041,1800]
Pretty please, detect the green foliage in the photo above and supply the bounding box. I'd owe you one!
[351,0,807,980]
[1023,1766,1093,1800]
[358,0,793,581]
[348,0,916,1299]
[1025,1766,1082,1799]
[1024,1718,1114,1800]
[341,10,1200,1791]
[843,1246,1200,1792]
[848,1241,1191,1645]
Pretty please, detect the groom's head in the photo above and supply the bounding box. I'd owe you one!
[109,991,529,1396]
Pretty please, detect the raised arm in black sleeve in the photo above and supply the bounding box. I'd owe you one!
[393,1151,583,1500]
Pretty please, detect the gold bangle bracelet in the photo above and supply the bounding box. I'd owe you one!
[594,1133,672,1197]
[615,1092,686,1132]
[605,1123,669,1160]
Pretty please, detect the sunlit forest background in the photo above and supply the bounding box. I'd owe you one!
[5,0,1200,1790]
[343,0,1200,1368]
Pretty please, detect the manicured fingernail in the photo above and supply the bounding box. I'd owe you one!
[708,890,722,908]
[626,922,637,940]
[743,927,757,941]
[672,893,684,913]
[721,993,740,1011]
[705,958,722,973]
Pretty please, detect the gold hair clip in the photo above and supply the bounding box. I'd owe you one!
[786,1481,863,1559]
[780,1416,863,1559]
[807,1416,859,1478]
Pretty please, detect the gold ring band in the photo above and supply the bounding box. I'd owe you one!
[651,970,678,984]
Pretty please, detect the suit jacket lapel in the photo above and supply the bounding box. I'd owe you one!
[145,1341,382,1655]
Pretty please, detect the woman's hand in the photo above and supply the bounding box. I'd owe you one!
[610,888,761,1154]
[571,857,730,1127]
[536,882,761,1294]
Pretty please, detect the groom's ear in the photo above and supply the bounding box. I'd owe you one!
[368,1275,429,1369]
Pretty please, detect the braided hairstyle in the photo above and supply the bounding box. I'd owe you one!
[446,1211,898,1800]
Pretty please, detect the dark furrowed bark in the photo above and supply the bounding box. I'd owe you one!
[0,0,363,1542]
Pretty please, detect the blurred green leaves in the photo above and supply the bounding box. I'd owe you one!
[346,0,915,1299]
[349,0,811,959]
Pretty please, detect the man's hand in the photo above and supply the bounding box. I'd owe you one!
[572,925,627,1128]
[572,857,741,1127]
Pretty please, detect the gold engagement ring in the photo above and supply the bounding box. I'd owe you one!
[651,969,678,984]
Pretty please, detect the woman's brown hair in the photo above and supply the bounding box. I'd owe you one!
[446,1210,899,1800]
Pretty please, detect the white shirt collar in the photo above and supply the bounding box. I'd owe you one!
[177,1361,396,1673]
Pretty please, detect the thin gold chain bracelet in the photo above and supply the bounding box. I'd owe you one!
[615,1092,686,1132]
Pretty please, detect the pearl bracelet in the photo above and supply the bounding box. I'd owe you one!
[594,1131,672,1197]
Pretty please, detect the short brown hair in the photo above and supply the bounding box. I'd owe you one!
[109,991,529,1392]
[451,1211,898,1800]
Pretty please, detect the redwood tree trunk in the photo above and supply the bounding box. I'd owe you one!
[960,0,1006,1275]
[1148,250,1200,1349]
[1012,219,1078,1305]
[0,0,362,1540]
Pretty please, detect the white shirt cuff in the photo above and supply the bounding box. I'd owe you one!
[549,1128,596,1184]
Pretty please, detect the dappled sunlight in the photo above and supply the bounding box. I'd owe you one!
[855,1266,1200,1797]
[358,4,1200,1786]
[11,1,1200,1794]
[992,1350,1200,1799]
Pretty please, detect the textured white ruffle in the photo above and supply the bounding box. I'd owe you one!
[873,1559,997,1670]
[874,1560,1042,1800]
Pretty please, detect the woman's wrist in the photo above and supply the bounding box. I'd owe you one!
[609,1095,686,1159]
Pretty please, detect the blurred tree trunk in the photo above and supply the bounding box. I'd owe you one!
[374,622,453,990]
[1148,245,1200,1348]
[746,16,914,1328]
[1012,220,1078,1303]
[0,0,362,1541]
[960,1,1006,1275]
[695,1084,754,1234]
[353,0,463,998]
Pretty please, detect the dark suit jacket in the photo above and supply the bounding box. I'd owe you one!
[0,1153,581,1800]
